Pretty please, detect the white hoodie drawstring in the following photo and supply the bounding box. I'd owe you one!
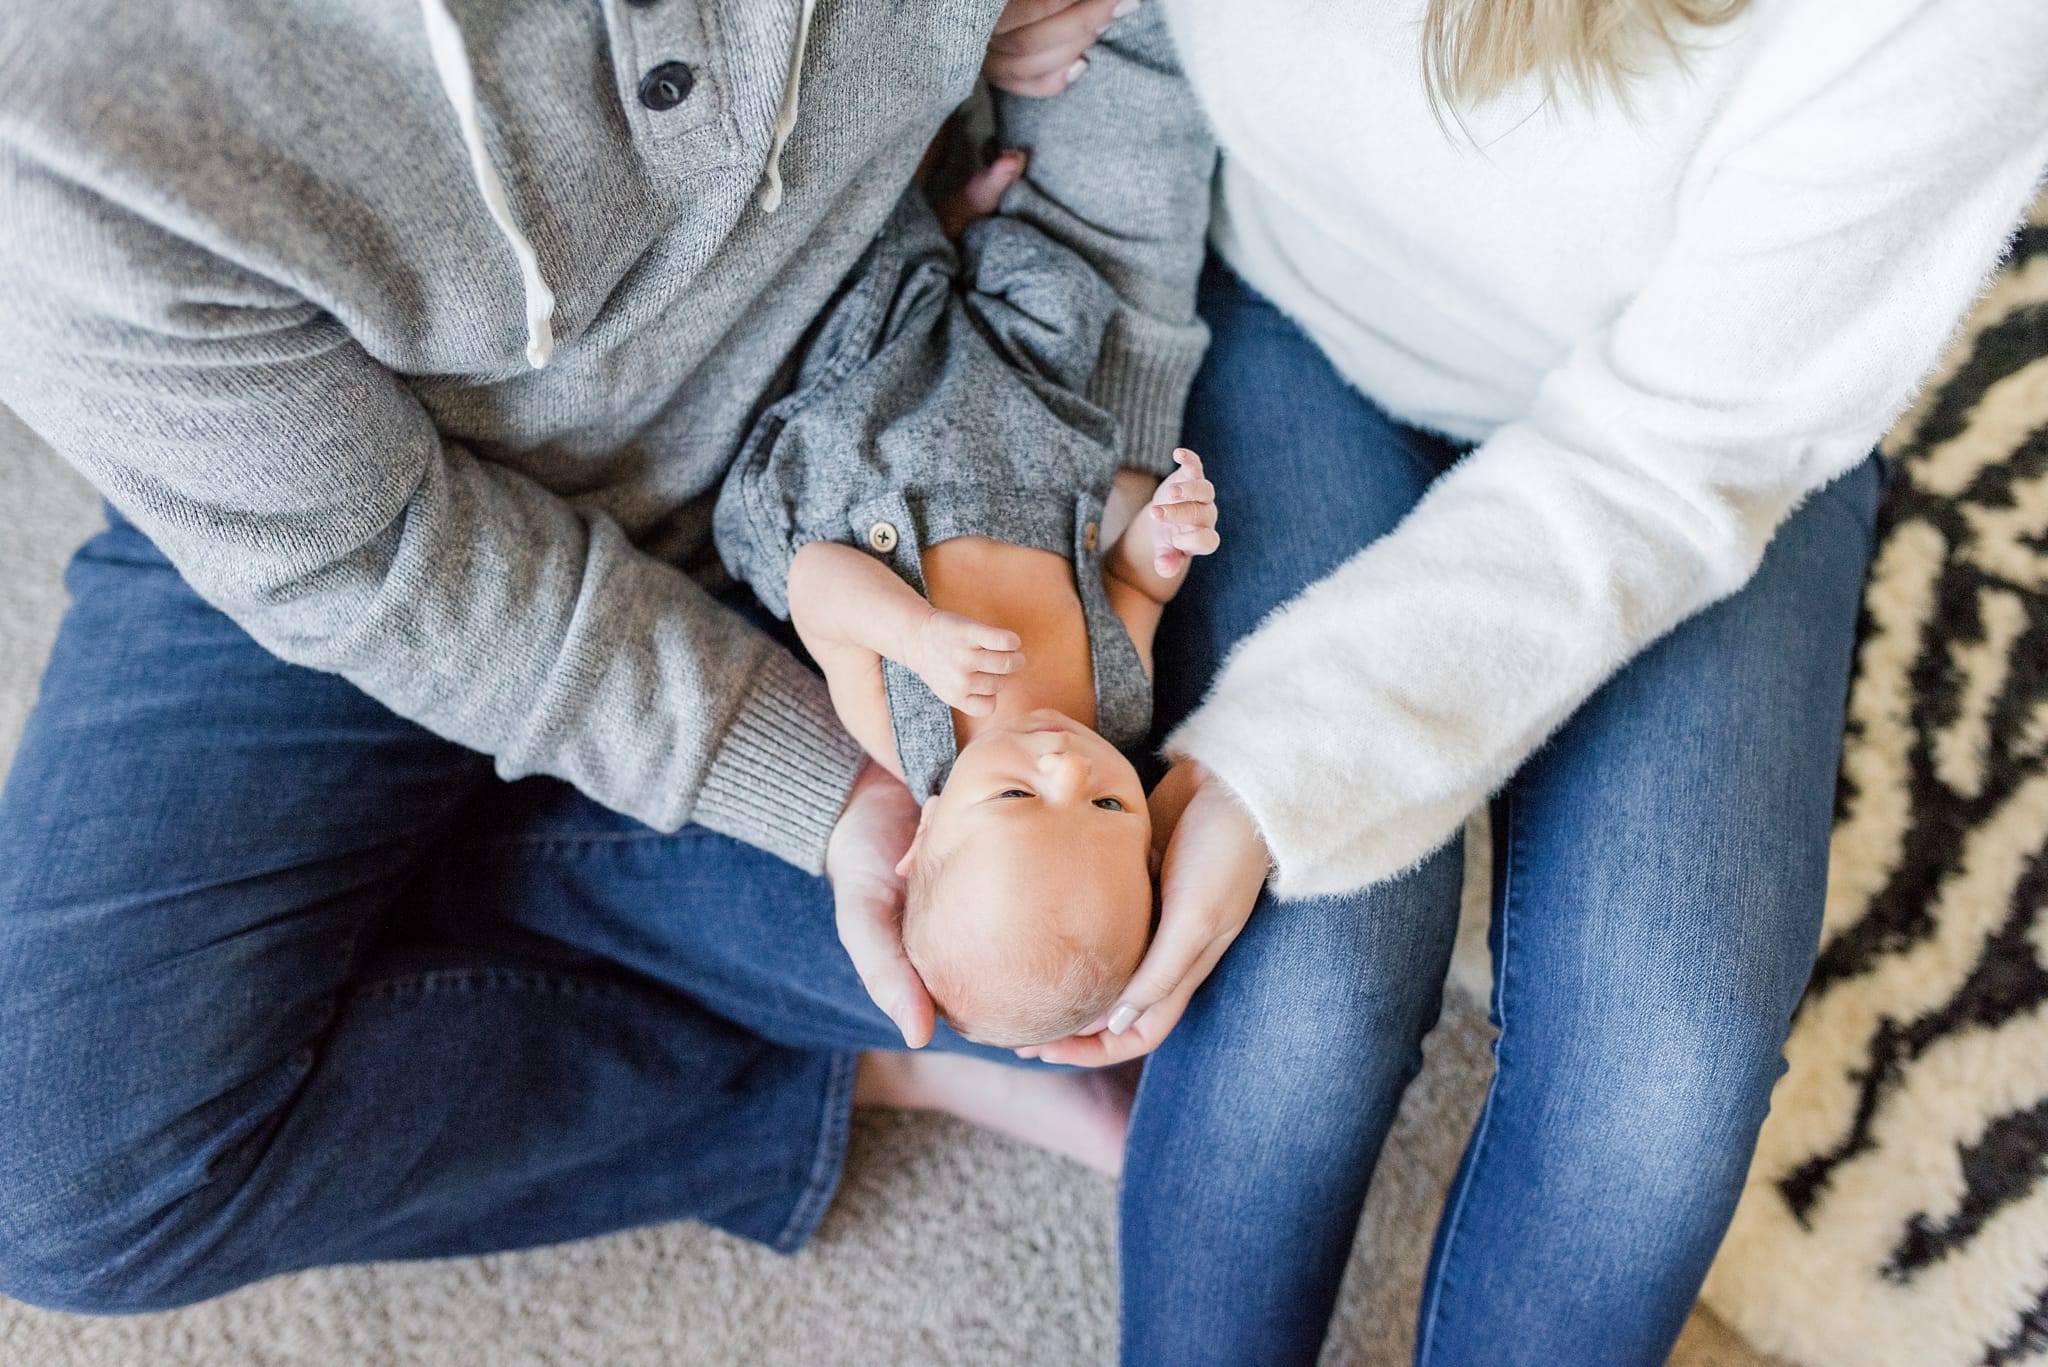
[758,0,818,213]
[417,0,558,369]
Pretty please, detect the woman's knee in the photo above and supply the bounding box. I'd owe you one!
[1512,981,1794,1189]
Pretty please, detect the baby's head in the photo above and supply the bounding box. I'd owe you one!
[898,709,1155,1048]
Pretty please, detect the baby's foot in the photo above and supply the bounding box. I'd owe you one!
[855,1051,1139,1177]
[910,610,1025,717]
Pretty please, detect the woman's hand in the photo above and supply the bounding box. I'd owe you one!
[826,761,936,1048]
[985,0,1139,97]
[1020,759,1272,1067]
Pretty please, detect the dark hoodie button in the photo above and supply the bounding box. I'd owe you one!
[638,62,694,111]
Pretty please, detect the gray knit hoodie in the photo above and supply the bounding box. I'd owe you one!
[0,0,1215,871]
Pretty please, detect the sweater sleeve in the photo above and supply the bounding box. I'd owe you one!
[1166,0,2048,898]
[991,6,1218,475]
[0,156,865,874]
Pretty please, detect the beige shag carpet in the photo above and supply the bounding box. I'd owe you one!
[20,183,2048,1361]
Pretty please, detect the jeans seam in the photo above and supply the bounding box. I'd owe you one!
[354,966,631,1002]
[772,1048,857,1253]
[503,830,682,848]
[1417,789,1520,1366]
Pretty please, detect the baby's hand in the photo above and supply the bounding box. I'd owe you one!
[913,610,1026,717]
[1142,449,1220,579]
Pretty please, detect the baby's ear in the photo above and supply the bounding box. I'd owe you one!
[894,799,937,880]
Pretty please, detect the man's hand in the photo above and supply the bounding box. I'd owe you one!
[826,762,936,1048]
[985,0,1140,96]
[1017,759,1271,1067]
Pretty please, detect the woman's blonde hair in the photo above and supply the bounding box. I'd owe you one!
[1421,0,1749,112]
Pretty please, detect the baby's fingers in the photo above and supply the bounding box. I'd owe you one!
[1168,525,1221,558]
[1156,476,1215,508]
[970,623,1024,652]
[1150,499,1216,529]
[952,690,999,717]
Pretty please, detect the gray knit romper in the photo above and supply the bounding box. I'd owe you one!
[715,191,1153,801]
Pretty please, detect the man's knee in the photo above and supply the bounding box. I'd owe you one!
[0,1134,216,1315]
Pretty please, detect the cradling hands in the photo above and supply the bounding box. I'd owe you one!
[826,761,937,1048]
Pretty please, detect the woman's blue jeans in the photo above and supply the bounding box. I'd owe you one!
[0,255,1879,1365]
[1117,259,1882,1365]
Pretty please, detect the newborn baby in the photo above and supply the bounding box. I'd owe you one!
[788,449,1214,1047]
[715,193,1217,1046]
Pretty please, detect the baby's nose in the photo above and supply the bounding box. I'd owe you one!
[1033,749,1089,799]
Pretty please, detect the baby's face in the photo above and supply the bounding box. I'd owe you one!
[925,708,1151,876]
[906,709,1155,1044]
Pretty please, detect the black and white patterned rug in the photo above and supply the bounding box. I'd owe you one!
[1701,195,2048,1367]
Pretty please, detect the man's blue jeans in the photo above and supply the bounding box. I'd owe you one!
[1116,259,1882,1366]
[0,512,1037,1312]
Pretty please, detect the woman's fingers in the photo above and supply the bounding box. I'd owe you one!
[985,0,1138,96]
[992,0,1090,35]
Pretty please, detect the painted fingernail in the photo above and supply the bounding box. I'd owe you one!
[1064,57,1090,86]
[1107,1004,1140,1035]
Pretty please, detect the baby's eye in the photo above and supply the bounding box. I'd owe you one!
[997,788,1032,800]
[1093,797,1126,812]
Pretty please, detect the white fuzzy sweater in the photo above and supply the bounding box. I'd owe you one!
[1160,0,2048,898]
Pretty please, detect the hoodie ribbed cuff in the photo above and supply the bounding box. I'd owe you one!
[691,646,867,875]
[1092,306,1209,478]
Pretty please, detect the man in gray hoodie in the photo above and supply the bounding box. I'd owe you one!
[0,0,1211,1313]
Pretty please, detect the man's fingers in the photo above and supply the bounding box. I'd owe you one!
[834,894,935,1048]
